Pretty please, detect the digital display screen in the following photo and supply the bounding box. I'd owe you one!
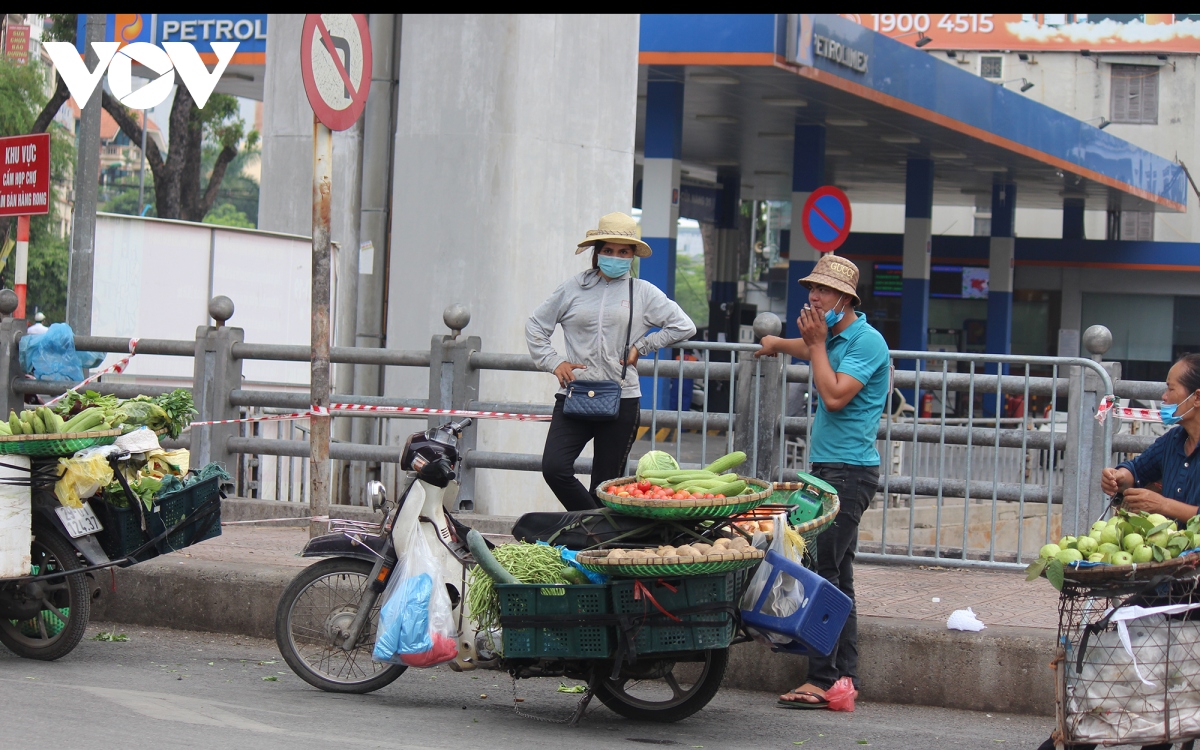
[872,263,903,296]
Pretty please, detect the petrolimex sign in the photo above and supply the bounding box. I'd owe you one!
[77,14,267,63]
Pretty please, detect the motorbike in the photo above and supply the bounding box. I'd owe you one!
[0,452,223,661]
[275,418,734,722]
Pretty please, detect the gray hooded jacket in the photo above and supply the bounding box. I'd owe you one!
[526,270,697,398]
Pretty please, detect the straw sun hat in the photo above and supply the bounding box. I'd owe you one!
[799,254,861,306]
[575,212,652,258]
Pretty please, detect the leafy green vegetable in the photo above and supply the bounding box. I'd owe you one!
[154,389,197,439]
[637,450,679,475]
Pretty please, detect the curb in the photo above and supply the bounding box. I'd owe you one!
[93,556,1056,716]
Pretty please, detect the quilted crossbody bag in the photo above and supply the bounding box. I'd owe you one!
[563,277,634,421]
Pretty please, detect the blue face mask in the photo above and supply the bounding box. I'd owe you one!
[824,295,846,328]
[1161,393,1197,426]
[598,256,632,278]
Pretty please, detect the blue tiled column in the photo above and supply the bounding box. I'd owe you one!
[900,159,933,353]
[710,168,741,312]
[1063,197,1085,240]
[640,68,683,408]
[786,124,825,341]
[986,182,1017,416]
[640,68,683,300]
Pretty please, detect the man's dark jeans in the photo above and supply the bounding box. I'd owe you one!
[804,462,880,692]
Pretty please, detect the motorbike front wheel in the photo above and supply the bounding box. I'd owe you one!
[0,527,92,661]
[275,557,405,693]
[590,648,728,722]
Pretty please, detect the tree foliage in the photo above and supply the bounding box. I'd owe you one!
[202,202,254,228]
[0,54,74,323]
[674,252,709,330]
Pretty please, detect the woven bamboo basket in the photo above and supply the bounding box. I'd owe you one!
[596,476,773,519]
[575,546,764,577]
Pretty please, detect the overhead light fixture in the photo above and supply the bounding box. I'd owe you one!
[881,134,920,144]
[754,170,786,176]
[894,30,934,48]
[974,165,1008,172]
[826,118,868,127]
[690,74,740,85]
[707,159,740,167]
[757,132,794,140]
[998,77,1034,92]
[695,114,738,124]
[1020,79,1035,92]
[931,149,967,159]
[762,96,808,107]
[825,148,851,156]
[1085,116,1112,130]
[946,50,957,59]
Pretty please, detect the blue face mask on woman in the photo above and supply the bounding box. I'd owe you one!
[598,256,632,278]
[1161,393,1197,426]
[825,295,846,328]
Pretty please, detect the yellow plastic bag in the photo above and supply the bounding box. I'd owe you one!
[146,449,189,477]
[54,454,114,509]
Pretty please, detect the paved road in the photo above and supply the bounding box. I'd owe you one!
[0,622,1061,750]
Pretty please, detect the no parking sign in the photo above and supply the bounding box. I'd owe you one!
[800,186,852,253]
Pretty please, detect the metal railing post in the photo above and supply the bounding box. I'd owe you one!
[191,296,244,473]
[1084,326,1118,526]
[429,304,479,511]
[0,290,24,417]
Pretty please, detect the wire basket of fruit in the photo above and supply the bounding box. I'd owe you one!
[1025,508,1200,589]
[575,537,764,577]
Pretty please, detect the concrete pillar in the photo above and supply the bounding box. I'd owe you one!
[986,183,1016,357]
[1063,197,1085,240]
[191,300,244,474]
[640,68,683,299]
[786,124,825,340]
[1057,267,1082,357]
[985,183,1016,417]
[382,14,638,516]
[707,168,741,342]
[900,159,933,353]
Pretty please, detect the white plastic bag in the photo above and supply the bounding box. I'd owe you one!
[372,522,458,668]
[740,513,802,646]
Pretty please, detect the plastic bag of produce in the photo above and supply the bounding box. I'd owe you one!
[54,452,114,509]
[825,676,857,712]
[373,522,457,668]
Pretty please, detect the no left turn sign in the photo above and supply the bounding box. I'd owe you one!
[301,14,371,131]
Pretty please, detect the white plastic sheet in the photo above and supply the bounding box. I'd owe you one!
[0,456,32,578]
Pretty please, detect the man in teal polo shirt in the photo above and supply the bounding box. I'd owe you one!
[756,253,889,709]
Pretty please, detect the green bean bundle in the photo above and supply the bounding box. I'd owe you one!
[466,543,573,632]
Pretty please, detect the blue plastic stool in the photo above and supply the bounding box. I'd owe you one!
[740,550,852,656]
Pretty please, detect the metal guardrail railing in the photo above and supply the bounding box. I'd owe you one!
[0,304,1142,571]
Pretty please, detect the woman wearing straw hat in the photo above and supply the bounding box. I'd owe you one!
[526,212,696,511]
[756,253,890,710]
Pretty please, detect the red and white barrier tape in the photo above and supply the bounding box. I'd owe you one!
[1096,395,1162,424]
[188,403,552,428]
[46,338,140,406]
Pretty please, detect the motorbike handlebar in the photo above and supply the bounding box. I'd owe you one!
[449,417,473,435]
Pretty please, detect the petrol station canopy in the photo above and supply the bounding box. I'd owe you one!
[637,14,1187,213]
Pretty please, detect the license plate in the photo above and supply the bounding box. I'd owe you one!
[55,502,104,538]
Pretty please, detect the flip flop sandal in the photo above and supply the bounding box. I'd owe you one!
[777,690,829,710]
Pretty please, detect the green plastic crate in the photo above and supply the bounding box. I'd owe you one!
[92,499,156,561]
[146,476,223,553]
[497,583,611,658]
[610,572,742,654]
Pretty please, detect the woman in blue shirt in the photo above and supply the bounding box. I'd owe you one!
[1102,353,1200,520]
[1036,354,1200,750]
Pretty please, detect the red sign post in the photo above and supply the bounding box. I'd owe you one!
[0,133,51,318]
[299,15,371,538]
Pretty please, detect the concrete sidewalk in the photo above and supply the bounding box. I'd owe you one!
[92,500,1062,716]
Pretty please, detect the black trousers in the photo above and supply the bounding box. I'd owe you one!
[803,462,880,692]
[541,395,641,512]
